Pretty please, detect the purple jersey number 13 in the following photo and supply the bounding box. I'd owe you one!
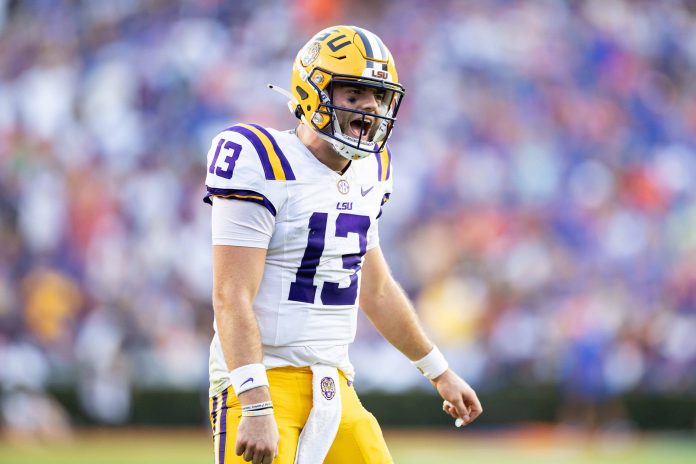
[208,138,241,179]
[289,212,370,306]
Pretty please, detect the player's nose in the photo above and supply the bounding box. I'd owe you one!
[358,91,379,113]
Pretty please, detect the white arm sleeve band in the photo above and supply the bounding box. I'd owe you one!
[366,219,380,250]
[211,196,275,248]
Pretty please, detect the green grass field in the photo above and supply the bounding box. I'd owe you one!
[1,427,695,464]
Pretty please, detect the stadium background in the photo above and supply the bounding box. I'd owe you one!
[1,0,696,462]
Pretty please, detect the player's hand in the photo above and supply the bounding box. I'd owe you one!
[235,414,279,464]
[432,369,482,428]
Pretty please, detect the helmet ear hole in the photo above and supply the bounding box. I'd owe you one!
[296,86,309,100]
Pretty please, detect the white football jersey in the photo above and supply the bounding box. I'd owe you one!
[205,123,393,396]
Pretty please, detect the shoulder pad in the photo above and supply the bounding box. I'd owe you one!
[223,123,296,181]
[204,124,295,214]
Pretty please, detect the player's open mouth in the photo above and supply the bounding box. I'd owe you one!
[349,118,372,139]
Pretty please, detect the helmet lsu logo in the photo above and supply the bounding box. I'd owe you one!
[301,41,321,66]
[320,376,336,400]
[361,68,391,82]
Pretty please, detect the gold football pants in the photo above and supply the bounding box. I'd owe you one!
[209,366,393,463]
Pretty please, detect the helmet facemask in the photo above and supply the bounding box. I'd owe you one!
[308,70,405,160]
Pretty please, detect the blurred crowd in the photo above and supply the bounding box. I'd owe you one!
[2,0,696,428]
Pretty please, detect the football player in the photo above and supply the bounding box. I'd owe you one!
[205,25,482,464]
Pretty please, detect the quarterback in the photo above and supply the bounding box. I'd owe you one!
[204,25,482,464]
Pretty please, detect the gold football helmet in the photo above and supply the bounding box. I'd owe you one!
[278,25,406,160]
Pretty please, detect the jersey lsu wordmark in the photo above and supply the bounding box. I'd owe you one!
[205,124,392,393]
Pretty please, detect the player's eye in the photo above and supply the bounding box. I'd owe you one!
[344,87,362,103]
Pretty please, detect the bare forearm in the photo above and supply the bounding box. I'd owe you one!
[211,244,270,404]
[359,247,483,426]
[361,278,433,361]
[214,296,271,403]
[213,296,264,369]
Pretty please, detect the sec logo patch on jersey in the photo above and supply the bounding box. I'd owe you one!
[337,179,350,194]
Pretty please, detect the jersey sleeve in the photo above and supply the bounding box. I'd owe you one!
[375,144,393,220]
[366,217,380,250]
[211,196,274,248]
[203,124,294,216]
[366,145,393,250]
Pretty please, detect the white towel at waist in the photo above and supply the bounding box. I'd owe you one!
[294,365,342,464]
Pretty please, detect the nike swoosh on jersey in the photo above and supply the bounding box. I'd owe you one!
[240,377,254,387]
[361,185,374,197]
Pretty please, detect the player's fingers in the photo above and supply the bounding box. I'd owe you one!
[442,400,458,419]
[466,394,483,421]
[251,443,274,464]
[444,398,474,426]
[243,445,254,462]
[235,439,247,457]
[469,406,482,421]
[442,400,458,417]
[457,407,481,427]
[450,397,471,423]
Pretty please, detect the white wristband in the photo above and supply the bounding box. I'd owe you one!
[229,363,269,396]
[241,401,273,412]
[242,408,274,417]
[412,346,449,380]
